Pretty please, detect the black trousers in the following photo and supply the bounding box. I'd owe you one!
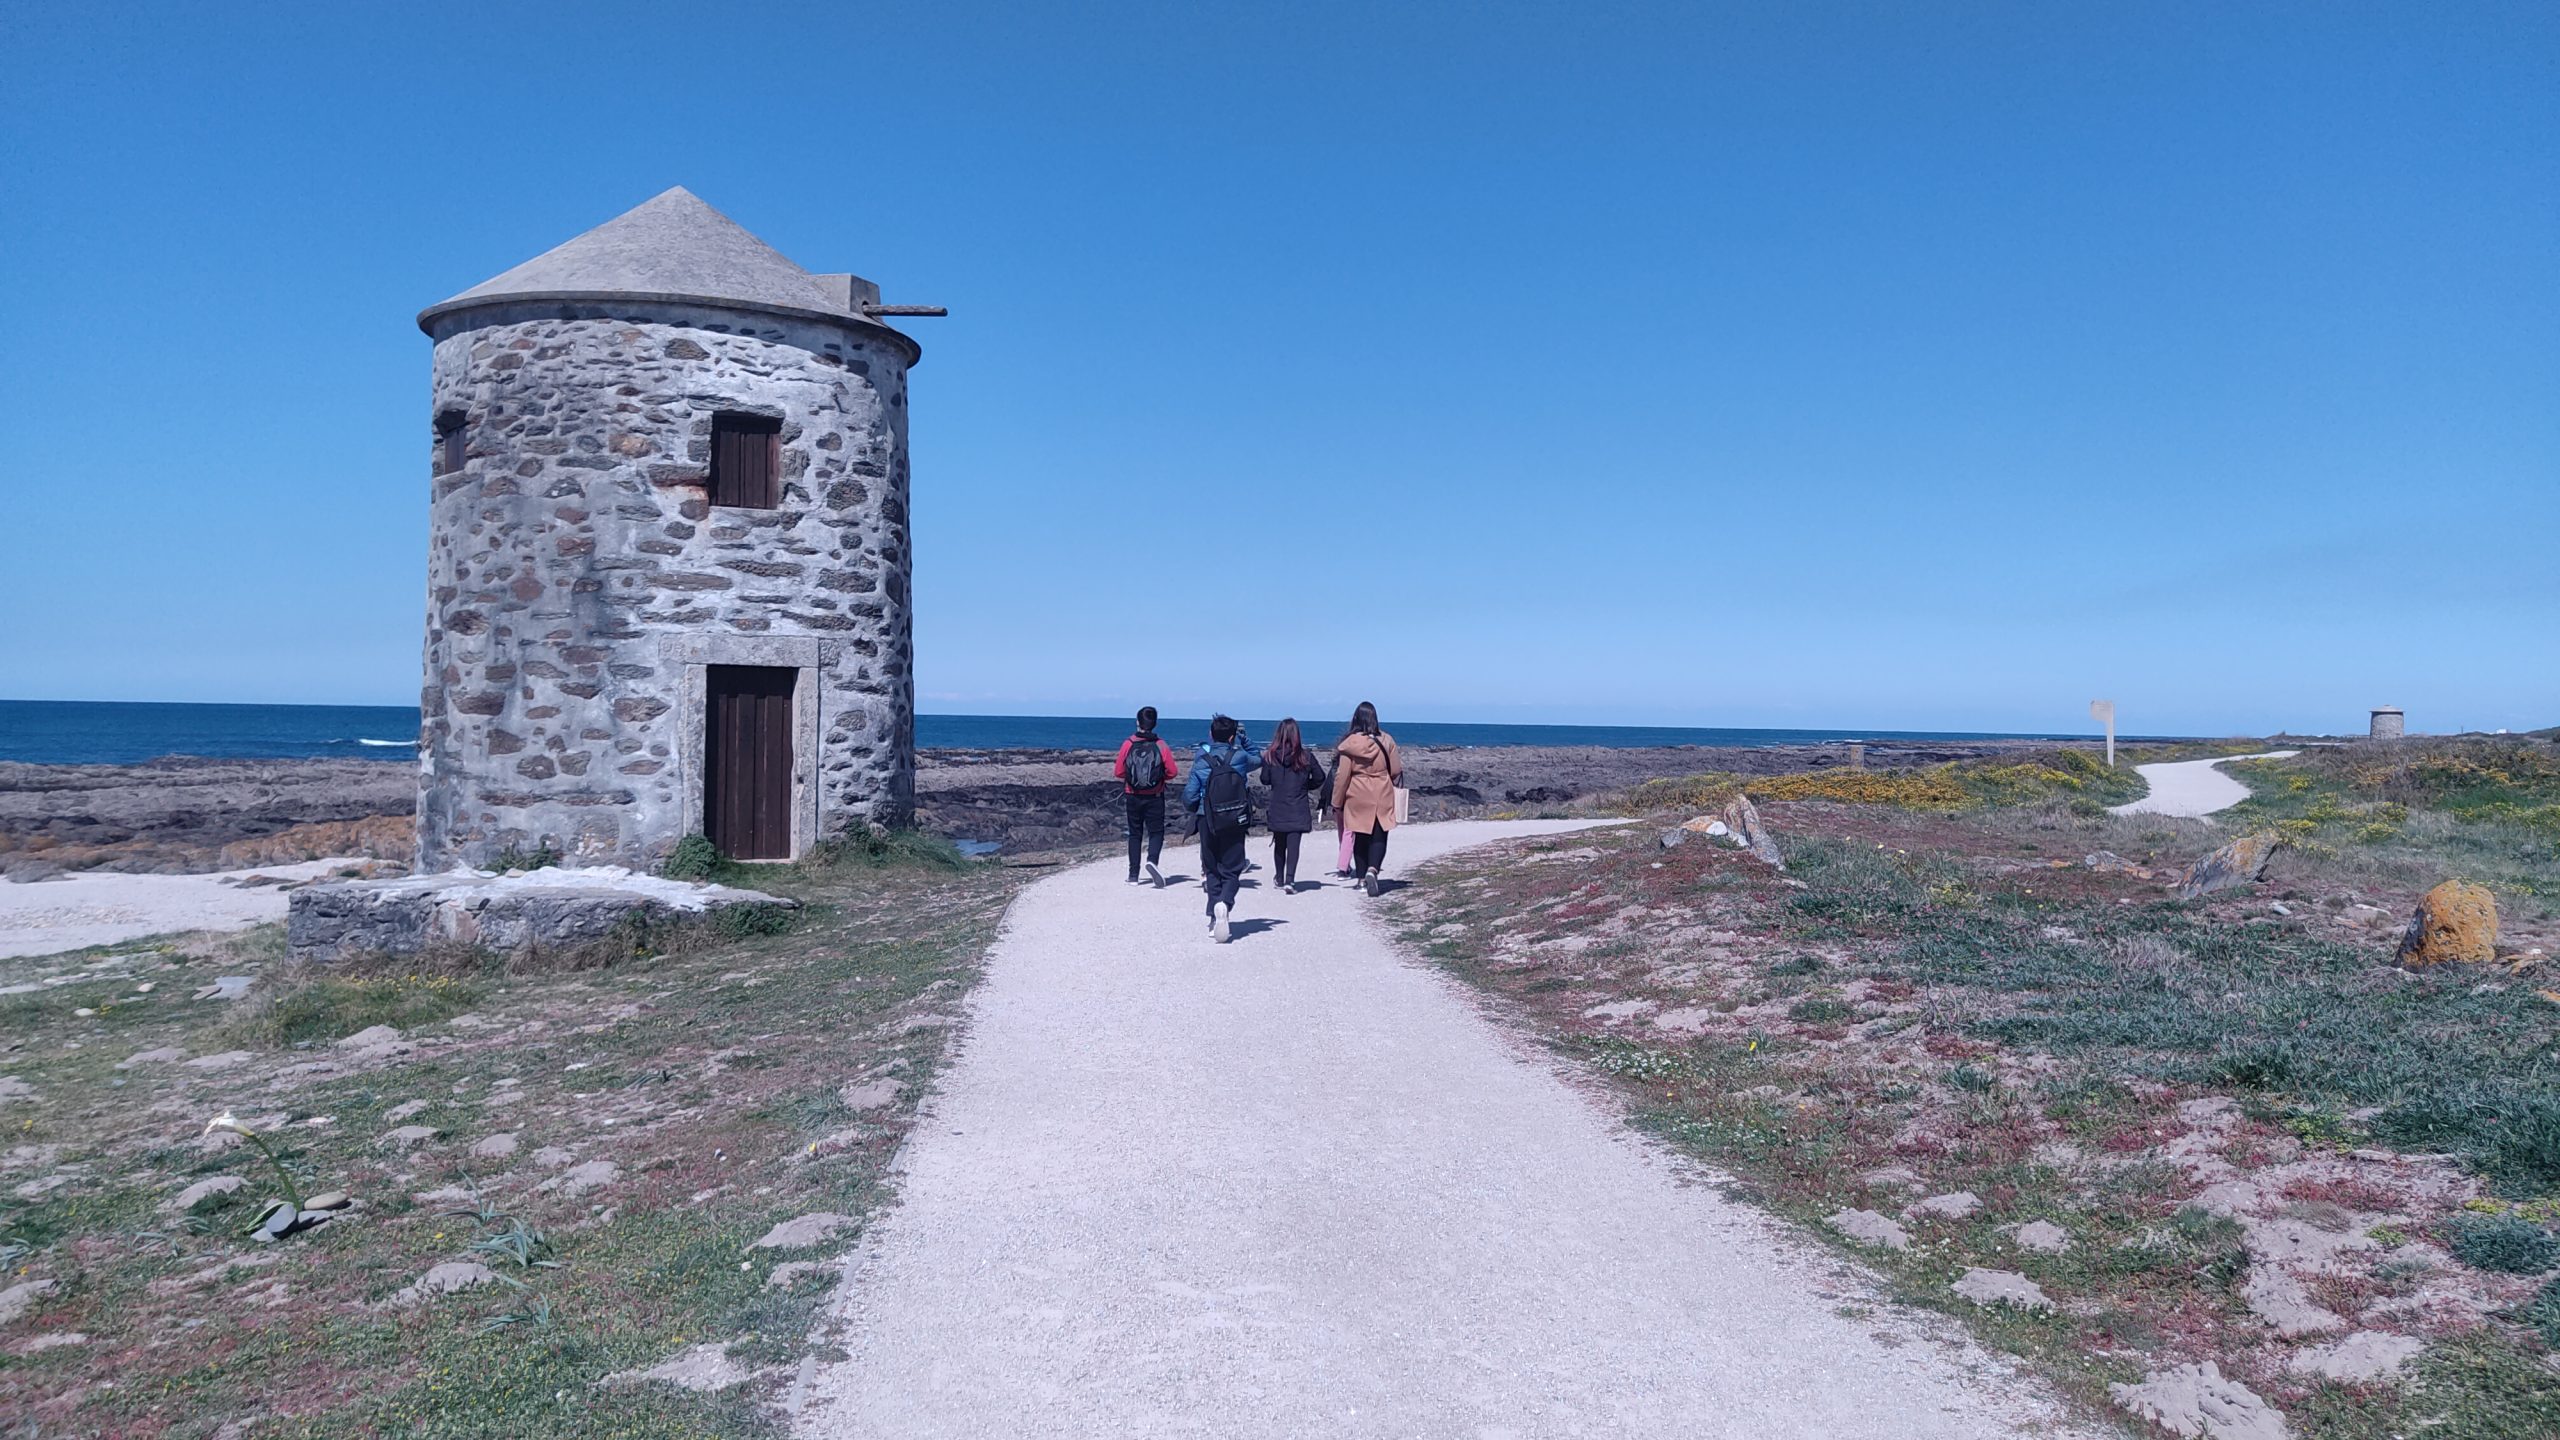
[1200,825,1247,913]
[1270,830,1304,888]
[1353,824,1390,876]
[1125,792,1165,877]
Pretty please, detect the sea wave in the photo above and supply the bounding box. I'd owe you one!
[354,738,418,748]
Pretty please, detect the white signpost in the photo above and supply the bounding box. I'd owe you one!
[2090,699,2117,768]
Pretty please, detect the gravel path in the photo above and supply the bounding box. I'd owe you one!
[2109,751,2299,819]
[797,820,2082,1438]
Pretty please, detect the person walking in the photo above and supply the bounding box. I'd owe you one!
[1331,747,1357,876]
[1113,706,1180,887]
[1181,715,1262,942]
[1259,718,1324,894]
[1329,701,1403,896]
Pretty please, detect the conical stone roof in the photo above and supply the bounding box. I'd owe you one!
[418,187,887,338]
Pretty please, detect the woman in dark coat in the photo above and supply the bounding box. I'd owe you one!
[1259,718,1324,893]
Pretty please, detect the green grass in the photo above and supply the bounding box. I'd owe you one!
[2446,1212,2560,1274]
[1398,768,2560,1440]
[2222,736,2560,912]
[1614,747,2154,816]
[228,973,487,1047]
[1762,834,2560,1196]
[1,844,1023,1438]
[2288,1331,2560,1440]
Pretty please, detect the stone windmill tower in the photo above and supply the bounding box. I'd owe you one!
[412,188,939,870]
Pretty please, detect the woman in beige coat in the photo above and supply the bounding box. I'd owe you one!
[1329,701,1402,895]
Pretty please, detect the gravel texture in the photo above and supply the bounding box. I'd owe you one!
[798,819,2085,1438]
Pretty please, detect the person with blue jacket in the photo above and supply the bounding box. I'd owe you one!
[1182,715,1263,943]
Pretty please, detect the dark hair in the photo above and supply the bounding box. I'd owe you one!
[1344,701,1380,740]
[1269,717,1305,769]
[1210,714,1238,743]
[1136,706,1157,731]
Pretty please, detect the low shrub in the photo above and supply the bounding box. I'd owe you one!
[661,833,724,881]
[234,973,483,1048]
[2521,1275,2560,1345]
[2446,1213,2560,1275]
[808,827,970,870]
[490,841,561,872]
[713,902,797,939]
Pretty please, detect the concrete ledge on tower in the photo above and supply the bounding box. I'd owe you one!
[285,866,796,964]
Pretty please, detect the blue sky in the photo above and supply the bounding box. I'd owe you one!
[2,2,2552,737]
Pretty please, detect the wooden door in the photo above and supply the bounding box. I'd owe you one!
[705,665,795,859]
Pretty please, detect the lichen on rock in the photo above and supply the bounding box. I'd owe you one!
[2395,879,2497,967]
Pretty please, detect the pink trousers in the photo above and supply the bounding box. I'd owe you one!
[1337,816,1356,872]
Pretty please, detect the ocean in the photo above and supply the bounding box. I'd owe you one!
[0,699,2117,767]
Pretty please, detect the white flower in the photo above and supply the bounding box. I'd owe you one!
[203,1110,254,1139]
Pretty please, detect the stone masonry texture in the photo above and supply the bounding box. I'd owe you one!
[417,300,915,870]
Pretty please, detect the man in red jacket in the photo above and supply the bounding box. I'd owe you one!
[1114,706,1181,887]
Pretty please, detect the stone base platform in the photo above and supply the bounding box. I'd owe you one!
[286,865,795,962]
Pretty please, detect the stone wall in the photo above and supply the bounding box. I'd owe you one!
[417,301,915,871]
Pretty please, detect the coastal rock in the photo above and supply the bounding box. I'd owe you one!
[194,976,254,1001]
[838,1079,900,1112]
[2174,832,2287,900]
[0,1278,60,1326]
[752,1212,858,1250]
[166,1175,246,1214]
[287,866,796,964]
[117,1047,186,1069]
[3,860,66,884]
[469,1133,520,1159]
[543,1159,619,1196]
[378,1124,441,1151]
[1951,1267,2052,1311]
[1721,794,1784,869]
[2396,880,2498,967]
[387,1261,499,1307]
[2082,851,2154,879]
[2109,1362,2289,1440]
[1825,1208,1911,1250]
[766,1260,830,1290]
[336,1025,404,1050]
[605,1343,753,1393]
[2010,1220,2072,1253]
[1906,1190,1981,1220]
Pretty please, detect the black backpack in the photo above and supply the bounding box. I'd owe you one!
[1202,749,1253,835]
[1124,736,1166,791]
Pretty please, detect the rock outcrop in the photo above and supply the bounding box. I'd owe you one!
[286,865,794,962]
[1721,794,1784,869]
[2174,832,2286,899]
[2395,879,2498,967]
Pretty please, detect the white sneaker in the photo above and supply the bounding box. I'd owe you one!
[1213,904,1231,944]
[1146,862,1162,888]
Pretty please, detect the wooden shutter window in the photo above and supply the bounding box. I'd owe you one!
[434,411,467,476]
[709,412,782,509]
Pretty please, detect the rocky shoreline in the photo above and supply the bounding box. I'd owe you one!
[0,738,2096,875]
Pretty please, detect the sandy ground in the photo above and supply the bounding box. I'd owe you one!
[2109,750,2299,819]
[0,857,365,959]
[796,820,2085,1439]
